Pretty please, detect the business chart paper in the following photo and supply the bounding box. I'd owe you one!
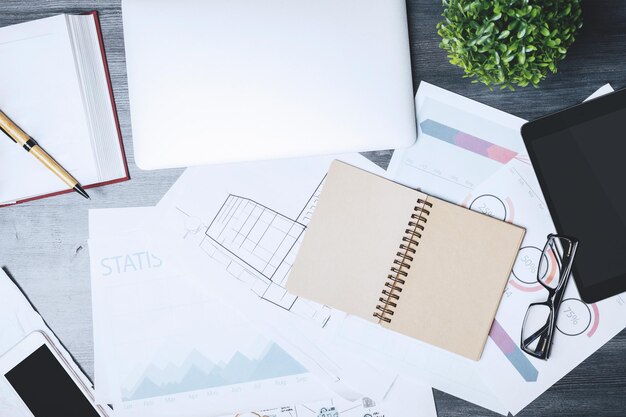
[387,81,528,204]
[89,210,330,416]
[90,207,436,417]
[465,142,626,414]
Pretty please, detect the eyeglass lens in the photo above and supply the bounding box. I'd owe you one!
[522,303,552,354]
[537,236,573,291]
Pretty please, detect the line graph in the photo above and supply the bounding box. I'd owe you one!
[122,342,307,401]
[91,230,316,410]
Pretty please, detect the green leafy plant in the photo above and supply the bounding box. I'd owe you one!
[437,0,583,89]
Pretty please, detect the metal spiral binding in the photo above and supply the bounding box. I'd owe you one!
[373,198,432,323]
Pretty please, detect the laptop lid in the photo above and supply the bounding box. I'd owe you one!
[123,0,416,169]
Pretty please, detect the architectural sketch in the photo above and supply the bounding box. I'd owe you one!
[181,177,332,327]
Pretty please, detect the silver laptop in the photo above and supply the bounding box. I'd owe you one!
[123,0,416,169]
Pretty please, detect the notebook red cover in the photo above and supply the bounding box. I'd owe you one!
[1,11,129,208]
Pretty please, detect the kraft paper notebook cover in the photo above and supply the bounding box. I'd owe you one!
[287,161,525,360]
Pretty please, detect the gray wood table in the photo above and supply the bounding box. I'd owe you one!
[1,1,625,415]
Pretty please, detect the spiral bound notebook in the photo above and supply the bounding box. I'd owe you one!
[287,161,525,360]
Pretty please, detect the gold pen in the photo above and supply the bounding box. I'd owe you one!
[0,108,90,200]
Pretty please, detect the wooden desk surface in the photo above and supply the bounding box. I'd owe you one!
[1,1,625,415]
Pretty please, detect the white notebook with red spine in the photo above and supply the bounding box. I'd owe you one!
[0,12,128,206]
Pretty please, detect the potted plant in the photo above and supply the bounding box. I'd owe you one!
[437,0,583,89]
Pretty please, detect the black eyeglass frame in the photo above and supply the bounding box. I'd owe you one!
[520,234,579,360]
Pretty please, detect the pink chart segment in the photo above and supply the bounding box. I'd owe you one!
[420,119,518,164]
[490,319,539,382]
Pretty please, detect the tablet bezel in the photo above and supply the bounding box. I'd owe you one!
[522,87,626,303]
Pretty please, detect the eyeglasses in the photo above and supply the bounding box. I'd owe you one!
[520,234,579,360]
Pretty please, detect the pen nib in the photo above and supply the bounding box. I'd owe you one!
[73,184,91,200]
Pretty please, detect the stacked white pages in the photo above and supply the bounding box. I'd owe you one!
[87,83,626,417]
[88,172,436,417]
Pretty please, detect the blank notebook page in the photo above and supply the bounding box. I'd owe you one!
[286,159,424,320]
[388,196,526,360]
[0,15,126,204]
[287,160,525,360]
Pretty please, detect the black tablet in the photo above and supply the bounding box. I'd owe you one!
[522,87,626,303]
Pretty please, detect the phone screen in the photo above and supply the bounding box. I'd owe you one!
[4,344,100,417]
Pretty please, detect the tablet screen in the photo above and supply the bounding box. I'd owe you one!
[524,95,626,301]
[4,344,100,417]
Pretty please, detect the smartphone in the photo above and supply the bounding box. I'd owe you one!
[0,331,109,417]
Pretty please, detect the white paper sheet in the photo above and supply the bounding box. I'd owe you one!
[89,209,332,416]
[387,81,528,204]
[0,269,110,416]
[154,153,400,400]
[326,315,508,415]
[218,376,436,417]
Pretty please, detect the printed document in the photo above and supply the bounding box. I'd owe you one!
[89,209,330,416]
[460,85,626,414]
[89,207,436,417]
[217,376,436,417]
